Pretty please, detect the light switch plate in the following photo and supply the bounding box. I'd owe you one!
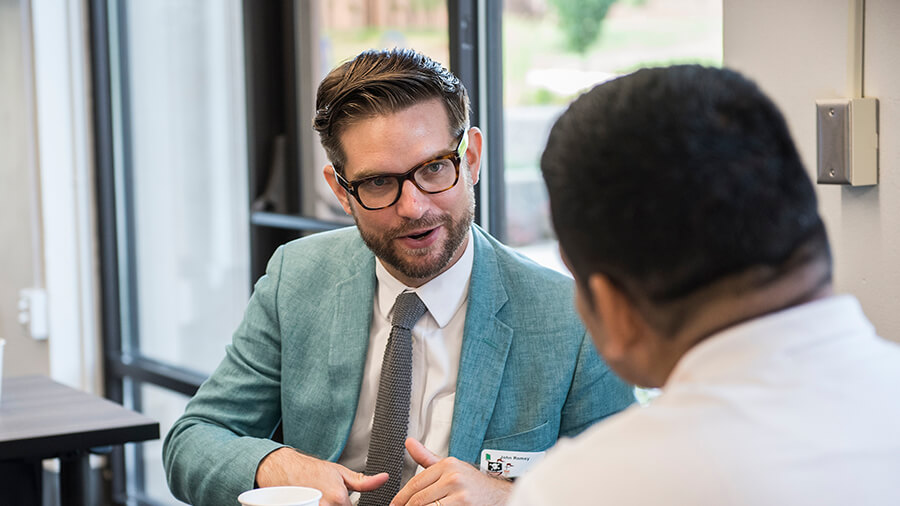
[18,288,49,340]
[816,98,878,186]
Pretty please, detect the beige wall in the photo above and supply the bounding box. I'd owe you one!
[0,0,50,376]
[725,0,900,342]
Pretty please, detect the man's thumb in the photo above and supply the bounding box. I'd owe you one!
[405,437,441,468]
[340,467,390,492]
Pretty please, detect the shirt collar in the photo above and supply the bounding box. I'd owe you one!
[666,294,874,387]
[375,230,475,328]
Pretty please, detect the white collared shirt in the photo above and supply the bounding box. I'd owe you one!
[338,232,474,489]
[510,295,900,506]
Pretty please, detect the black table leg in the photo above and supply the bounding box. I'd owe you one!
[59,451,90,506]
[0,458,42,505]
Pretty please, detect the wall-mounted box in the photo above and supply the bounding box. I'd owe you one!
[816,98,878,186]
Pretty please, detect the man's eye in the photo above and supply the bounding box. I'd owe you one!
[360,176,393,192]
[423,161,451,175]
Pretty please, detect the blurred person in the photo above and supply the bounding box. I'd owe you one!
[509,65,900,505]
[163,48,634,506]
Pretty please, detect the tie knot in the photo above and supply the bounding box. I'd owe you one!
[391,292,427,330]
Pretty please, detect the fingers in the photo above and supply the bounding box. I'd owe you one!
[394,439,442,505]
[338,465,390,492]
[391,460,448,506]
[406,437,441,468]
[394,458,512,506]
[392,483,447,506]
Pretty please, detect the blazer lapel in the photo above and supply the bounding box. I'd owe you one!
[325,248,376,460]
[448,229,513,464]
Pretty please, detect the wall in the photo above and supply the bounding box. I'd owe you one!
[724,0,899,342]
[0,0,50,376]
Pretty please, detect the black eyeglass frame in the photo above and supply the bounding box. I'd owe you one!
[332,133,468,210]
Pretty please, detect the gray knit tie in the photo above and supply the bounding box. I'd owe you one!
[359,292,427,506]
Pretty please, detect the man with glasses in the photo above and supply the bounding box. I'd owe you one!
[163,48,634,506]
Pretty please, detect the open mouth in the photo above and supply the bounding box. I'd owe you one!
[406,228,435,240]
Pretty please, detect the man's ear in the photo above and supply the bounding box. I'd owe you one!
[463,127,483,185]
[323,165,353,215]
[587,274,643,362]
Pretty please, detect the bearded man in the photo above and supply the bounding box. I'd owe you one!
[163,48,634,506]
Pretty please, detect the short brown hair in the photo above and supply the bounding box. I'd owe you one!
[313,48,470,171]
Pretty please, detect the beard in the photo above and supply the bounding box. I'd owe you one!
[353,186,475,282]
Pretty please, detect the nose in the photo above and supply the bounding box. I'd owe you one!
[393,179,428,219]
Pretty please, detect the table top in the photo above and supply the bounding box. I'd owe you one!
[0,375,160,460]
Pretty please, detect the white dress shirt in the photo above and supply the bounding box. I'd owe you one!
[510,295,900,505]
[339,232,474,490]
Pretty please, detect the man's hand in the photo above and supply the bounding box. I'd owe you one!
[391,438,512,506]
[256,447,389,506]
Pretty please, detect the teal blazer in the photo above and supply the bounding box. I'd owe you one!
[163,225,633,505]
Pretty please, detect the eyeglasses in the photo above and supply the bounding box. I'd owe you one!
[332,133,468,210]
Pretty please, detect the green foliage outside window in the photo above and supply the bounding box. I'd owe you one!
[550,0,619,55]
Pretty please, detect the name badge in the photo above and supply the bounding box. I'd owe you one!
[479,449,546,479]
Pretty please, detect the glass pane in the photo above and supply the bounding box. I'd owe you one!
[297,0,450,221]
[126,382,190,505]
[321,1,450,67]
[112,0,250,374]
[502,0,723,273]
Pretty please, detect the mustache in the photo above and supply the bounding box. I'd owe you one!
[389,213,448,237]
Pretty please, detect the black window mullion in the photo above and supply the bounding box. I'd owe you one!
[107,355,206,398]
[449,0,480,118]
[448,0,505,240]
[88,0,132,501]
[243,0,303,283]
[88,0,121,404]
[483,0,506,240]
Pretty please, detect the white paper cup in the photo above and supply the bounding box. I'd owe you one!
[238,486,322,506]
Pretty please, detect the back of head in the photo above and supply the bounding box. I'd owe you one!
[542,65,831,334]
[313,48,470,170]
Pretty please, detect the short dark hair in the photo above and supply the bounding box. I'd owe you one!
[542,65,831,331]
[313,48,470,171]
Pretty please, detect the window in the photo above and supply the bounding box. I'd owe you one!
[92,0,248,502]
[502,0,723,273]
[244,1,457,282]
[119,1,250,374]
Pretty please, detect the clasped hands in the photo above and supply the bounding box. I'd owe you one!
[255,438,511,506]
